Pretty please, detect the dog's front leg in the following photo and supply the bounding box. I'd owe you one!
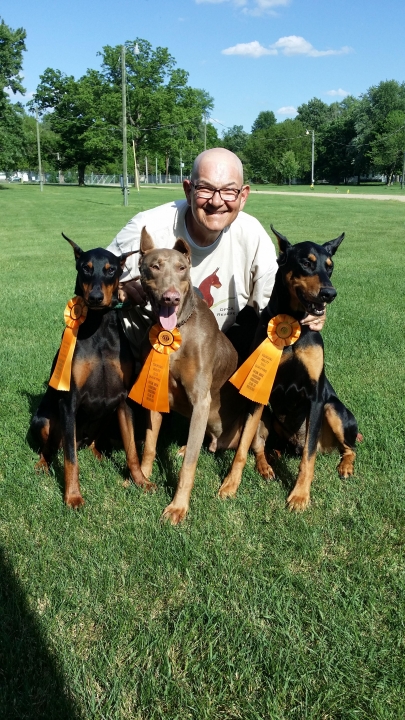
[117,402,156,492]
[287,401,323,512]
[162,391,211,525]
[141,410,163,479]
[219,403,266,498]
[59,396,84,508]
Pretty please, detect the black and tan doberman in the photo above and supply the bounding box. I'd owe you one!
[219,225,360,511]
[30,234,154,507]
[136,228,268,524]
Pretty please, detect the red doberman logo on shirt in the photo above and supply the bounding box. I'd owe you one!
[199,268,221,308]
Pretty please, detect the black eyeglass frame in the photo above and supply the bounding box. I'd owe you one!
[189,181,244,202]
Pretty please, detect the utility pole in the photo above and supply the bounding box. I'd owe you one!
[306,129,315,185]
[121,45,128,206]
[180,151,183,183]
[145,156,148,183]
[132,141,139,191]
[35,107,43,192]
[155,156,158,184]
[402,150,405,190]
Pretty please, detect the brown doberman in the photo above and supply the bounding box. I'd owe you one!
[136,227,268,524]
[30,234,155,507]
[218,226,360,511]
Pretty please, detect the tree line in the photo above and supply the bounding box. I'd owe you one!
[1,16,405,185]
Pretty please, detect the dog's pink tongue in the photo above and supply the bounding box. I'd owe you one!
[159,305,177,331]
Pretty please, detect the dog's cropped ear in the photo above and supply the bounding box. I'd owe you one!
[173,237,191,263]
[270,225,291,266]
[62,232,83,259]
[323,232,345,256]
[119,249,138,268]
[140,226,155,255]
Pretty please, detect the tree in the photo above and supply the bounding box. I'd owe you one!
[0,18,27,171]
[221,125,249,155]
[31,39,214,183]
[296,98,332,132]
[278,150,300,185]
[245,119,311,183]
[251,111,276,133]
[355,80,405,183]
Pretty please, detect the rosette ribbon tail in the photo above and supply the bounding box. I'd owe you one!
[49,296,88,391]
[229,314,301,405]
[128,324,182,413]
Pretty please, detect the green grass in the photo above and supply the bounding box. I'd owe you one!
[1,184,405,719]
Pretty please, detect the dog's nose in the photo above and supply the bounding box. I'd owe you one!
[319,286,337,303]
[88,290,104,305]
[162,290,180,306]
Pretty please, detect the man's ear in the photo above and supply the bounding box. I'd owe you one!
[62,232,83,259]
[140,226,155,255]
[323,233,345,256]
[173,237,191,263]
[119,250,138,268]
[270,225,291,265]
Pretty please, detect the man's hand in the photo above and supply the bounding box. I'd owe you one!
[300,309,326,332]
[118,279,148,306]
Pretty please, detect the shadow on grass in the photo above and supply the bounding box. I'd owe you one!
[0,546,83,720]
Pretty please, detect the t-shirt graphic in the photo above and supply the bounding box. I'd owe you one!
[199,268,221,308]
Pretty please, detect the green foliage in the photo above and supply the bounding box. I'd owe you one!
[277,149,300,184]
[296,97,332,132]
[221,124,249,155]
[245,119,311,183]
[30,39,214,182]
[0,17,26,98]
[251,110,276,133]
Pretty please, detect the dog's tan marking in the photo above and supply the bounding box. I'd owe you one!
[308,253,317,262]
[64,459,84,508]
[72,357,98,389]
[326,258,332,267]
[295,345,323,382]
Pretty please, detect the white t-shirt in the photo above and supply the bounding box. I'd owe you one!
[107,199,278,332]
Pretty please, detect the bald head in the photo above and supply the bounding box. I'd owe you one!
[191,148,244,185]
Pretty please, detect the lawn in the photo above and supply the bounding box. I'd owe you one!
[0,183,404,719]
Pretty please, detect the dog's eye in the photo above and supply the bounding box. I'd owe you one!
[151,263,160,271]
[301,259,312,269]
[178,265,186,272]
[82,264,93,275]
[106,267,116,276]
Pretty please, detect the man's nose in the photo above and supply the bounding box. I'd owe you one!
[209,189,225,208]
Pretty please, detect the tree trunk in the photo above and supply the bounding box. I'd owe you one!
[78,164,86,186]
[165,154,170,181]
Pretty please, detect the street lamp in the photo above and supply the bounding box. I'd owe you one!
[121,42,140,206]
[306,129,315,186]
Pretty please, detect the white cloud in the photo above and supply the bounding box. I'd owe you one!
[326,88,349,97]
[222,40,277,57]
[5,88,35,102]
[196,0,290,15]
[271,35,352,57]
[277,106,297,116]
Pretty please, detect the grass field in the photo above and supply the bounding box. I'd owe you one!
[1,183,404,719]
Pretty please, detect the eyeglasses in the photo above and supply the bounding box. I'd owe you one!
[190,181,243,202]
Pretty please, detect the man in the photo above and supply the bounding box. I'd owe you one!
[108,147,324,357]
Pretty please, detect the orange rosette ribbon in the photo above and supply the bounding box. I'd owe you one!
[229,313,301,404]
[49,297,88,391]
[129,324,182,412]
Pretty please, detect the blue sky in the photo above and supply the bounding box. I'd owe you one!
[3,0,405,133]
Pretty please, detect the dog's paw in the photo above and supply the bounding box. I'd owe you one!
[35,455,50,474]
[65,492,85,509]
[337,459,354,478]
[177,445,187,458]
[255,453,276,480]
[130,472,157,493]
[286,491,310,512]
[161,503,188,525]
[218,477,239,499]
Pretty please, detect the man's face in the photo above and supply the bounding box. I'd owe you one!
[183,157,250,236]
